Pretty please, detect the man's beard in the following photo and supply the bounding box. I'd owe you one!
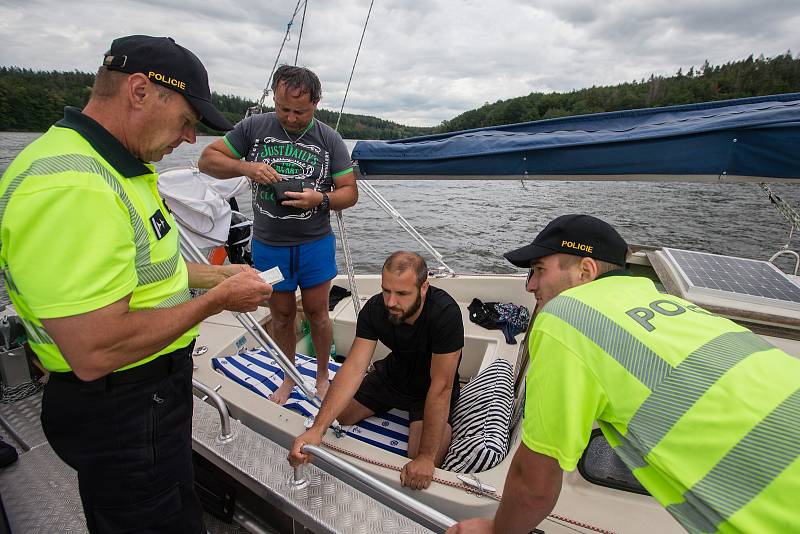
[387,290,423,325]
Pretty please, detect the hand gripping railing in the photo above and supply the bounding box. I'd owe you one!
[291,444,456,532]
[176,223,321,408]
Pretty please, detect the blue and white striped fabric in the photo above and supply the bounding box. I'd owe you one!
[442,358,514,473]
[212,349,410,456]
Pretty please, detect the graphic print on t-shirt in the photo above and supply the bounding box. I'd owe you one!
[225,113,352,245]
[247,136,331,221]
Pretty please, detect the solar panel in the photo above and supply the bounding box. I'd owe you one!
[662,248,800,312]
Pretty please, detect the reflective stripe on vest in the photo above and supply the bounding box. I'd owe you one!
[544,293,798,531]
[628,331,774,456]
[153,288,191,309]
[2,268,18,294]
[0,154,179,289]
[544,295,671,390]
[0,153,185,349]
[667,388,800,532]
[21,318,54,345]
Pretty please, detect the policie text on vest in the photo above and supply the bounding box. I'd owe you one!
[626,299,713,332]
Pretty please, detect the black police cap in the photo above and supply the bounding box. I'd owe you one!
[504,214,629,267]
[103,35,233,132]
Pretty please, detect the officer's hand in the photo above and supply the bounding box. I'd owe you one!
[282,189,324,210]
[209,271,272,313]
[218,263,251,279]
[243,161,280,185]
[445,518,494,533]
[400,456,435,490]
[288,428,324,467]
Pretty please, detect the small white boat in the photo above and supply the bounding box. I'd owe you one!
[3,93,799,533]
[183,94,800,532]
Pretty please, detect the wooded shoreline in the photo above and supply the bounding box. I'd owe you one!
[2,53,799,138]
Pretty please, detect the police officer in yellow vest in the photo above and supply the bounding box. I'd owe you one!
[449,214,800,534]
[0,35,273,532]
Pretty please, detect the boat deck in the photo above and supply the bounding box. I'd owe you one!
[0,390,435,533]
[0,391,89,533]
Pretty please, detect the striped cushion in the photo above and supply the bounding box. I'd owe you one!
[442,359,514,473]
[212,349,410,456]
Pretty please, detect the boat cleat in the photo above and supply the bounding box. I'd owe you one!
[457,474,497,497]
[303,416,344,438]
[331,420,344,438]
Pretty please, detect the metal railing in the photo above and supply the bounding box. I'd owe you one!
[176,223,321,408]
[359,179,455,276]
[335,210,362,316]
[180,222,453,530]
[291,444,456,532]
[769,249,800,276]
[192,379,457,532]
[192,378,236,443]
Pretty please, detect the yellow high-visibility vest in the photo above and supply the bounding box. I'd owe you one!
[523,273,800,532]
[0,108,197,372]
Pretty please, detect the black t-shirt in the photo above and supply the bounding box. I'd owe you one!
[356,286,464,397]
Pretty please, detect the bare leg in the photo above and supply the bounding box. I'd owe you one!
[300,280,333,399]
[337,399,376,426]
[268,291,298,404]
[407,421,453,467]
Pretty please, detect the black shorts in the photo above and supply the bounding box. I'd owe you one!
[353,366,460,425]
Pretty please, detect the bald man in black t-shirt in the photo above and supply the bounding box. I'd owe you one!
[289,251,464,490]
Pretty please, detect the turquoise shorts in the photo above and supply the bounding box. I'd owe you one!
[252,234,337,292]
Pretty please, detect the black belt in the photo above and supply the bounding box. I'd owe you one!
[50,342,195,387]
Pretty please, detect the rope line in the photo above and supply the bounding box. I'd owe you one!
[320,439,616,534]
[331,0,375,316]
[1,378,43,404]
[358,180,455,275]
[334,211,362,315]
[334,0,375,132]
[294,0,308,65]
[760,182,800,232]
[254,0,308,113]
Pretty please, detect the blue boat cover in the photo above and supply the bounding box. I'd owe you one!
[352,93,800,180]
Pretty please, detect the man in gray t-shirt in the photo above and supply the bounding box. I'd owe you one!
[199,66,358,404]
[223,110,354,245]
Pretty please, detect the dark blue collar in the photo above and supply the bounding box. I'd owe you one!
[597,268,631,280]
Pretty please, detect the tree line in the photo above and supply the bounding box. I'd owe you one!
[439,53,800,132]
[3,53,800,137]
[0,67,432,139]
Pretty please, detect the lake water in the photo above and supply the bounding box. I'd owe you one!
[3,131,800,275]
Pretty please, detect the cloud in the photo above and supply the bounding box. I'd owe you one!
[1,0,797,127]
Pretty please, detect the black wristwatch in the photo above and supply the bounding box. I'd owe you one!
[319,191,330,210]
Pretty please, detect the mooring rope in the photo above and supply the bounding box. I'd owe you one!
[760,182,800,232]
[321,438,617,534]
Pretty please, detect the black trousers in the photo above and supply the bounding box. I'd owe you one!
[41,346,204,533]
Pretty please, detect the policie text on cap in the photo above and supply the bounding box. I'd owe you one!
[504,214,629,267]
[103,35,233,132]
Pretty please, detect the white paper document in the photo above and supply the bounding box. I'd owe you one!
[259,266,284,285]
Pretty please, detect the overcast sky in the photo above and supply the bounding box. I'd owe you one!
[1,0,797,126]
